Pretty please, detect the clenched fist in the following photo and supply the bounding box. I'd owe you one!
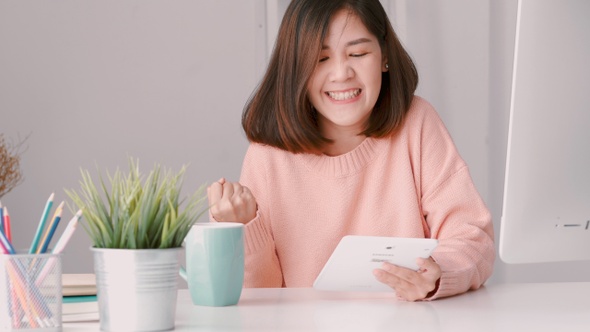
[207,178,257,224]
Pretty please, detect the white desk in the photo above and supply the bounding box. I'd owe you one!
[64,282,590,331]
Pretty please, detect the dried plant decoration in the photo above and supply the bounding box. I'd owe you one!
[0,134,27,198]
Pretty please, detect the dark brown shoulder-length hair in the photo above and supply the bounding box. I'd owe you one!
[242,0,418,154]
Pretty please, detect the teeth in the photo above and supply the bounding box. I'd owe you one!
[327,89,361,101]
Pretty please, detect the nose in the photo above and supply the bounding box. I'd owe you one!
[328,57,354,82]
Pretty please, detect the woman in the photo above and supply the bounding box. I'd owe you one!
[208,0,494,301]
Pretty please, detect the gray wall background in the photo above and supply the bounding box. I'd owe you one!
[1,0,589,284]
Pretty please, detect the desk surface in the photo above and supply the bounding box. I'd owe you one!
[64,282,590,332]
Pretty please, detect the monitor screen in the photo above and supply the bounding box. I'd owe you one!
[500,0,590,264]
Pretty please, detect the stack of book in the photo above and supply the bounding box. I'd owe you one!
[62,273,99,322]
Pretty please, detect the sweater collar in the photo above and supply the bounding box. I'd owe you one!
[299,137,381,178]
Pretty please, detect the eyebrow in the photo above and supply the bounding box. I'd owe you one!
[321,37,373,50]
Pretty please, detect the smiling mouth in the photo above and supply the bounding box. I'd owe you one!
[326,89,361,101]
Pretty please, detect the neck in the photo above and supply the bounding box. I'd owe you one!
[322,134,366,156]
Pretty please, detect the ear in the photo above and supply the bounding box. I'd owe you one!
[382,56,389,72]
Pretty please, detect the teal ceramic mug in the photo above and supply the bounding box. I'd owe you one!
[179,222,244,306]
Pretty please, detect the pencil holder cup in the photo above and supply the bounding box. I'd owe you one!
[0,252,62,332]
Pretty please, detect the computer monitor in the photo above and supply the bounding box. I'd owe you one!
[500,0,590,264]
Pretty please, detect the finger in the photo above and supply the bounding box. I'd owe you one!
[239,186,257,219]
[231,182,244,198]
[208,182,223,206]
[380,263,434,298]
[240,186,252,199]
[377,260,441,301]
[221,181,235,200]
[415,258,442,284]
[372,269,421,302]
[392,260,440,300]
[373,268,407,291]
[374,269,423,301]
[380,262,418,284]
[386,261,438,288]
[416,257,436,272]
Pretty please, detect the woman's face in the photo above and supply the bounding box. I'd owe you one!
[307,10,387,138]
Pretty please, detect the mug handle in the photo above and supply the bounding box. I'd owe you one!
[179,241,187,281]
[179,266,187,281]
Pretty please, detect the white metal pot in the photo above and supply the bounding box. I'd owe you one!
[91,247,181,332]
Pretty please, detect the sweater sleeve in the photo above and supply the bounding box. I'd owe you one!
[415,101,495,300]
[239,144,284,288]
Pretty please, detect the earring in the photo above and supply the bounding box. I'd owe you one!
[385,63,389,70]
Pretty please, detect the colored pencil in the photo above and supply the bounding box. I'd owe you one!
[4,206,12,242]
[6,265,37,327]
[0,201,4,236]
[52,209,82,254]
[37,201,64,254]
[0,239,7,254]
[30,193,55,254]
[35,210,83,287]
[0,227,15,254]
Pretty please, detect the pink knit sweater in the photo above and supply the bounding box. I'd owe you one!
[237,96,495,300]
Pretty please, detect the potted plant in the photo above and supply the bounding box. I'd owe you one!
[66,158,208,332]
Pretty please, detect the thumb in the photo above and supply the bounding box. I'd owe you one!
[207,181,223,207]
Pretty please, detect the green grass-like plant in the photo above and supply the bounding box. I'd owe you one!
[66,158,209,249]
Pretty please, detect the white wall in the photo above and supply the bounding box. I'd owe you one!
[1,0,589,283]
[391,0,495,281]
[0,0,263,273]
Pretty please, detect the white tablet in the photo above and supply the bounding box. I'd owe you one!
[313,235,438,292]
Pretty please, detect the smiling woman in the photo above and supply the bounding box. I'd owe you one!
[307,10,387,155]
[242,0,417,154]
[207,0,494,302]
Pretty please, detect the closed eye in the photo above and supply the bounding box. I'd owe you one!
[351,53,368,58]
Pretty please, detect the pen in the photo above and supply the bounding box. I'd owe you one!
[30,193,55,254]
[37,201,64,254]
